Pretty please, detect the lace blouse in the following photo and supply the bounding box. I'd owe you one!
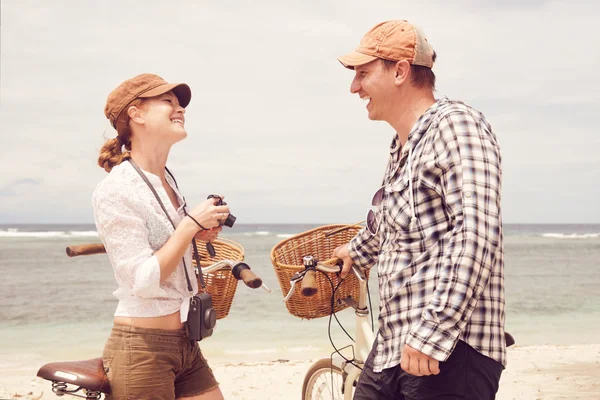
[92,161,198,322]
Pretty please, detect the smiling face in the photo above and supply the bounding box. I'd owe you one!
[350,59,399,122]
[135,91,187,144]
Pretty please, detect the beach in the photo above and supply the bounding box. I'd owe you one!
[1,344,599,399]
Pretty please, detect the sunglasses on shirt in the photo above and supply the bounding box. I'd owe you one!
[366,186,385,236]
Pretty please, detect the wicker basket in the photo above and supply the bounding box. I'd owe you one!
[192,238,245,320]
[270,224,366,319]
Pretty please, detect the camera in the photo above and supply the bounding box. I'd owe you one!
[187,292,216,341]
[208,194,236,228]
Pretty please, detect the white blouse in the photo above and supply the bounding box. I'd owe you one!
[92,161,198,322]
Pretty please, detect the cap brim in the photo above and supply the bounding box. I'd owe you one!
[139,83,192,108]
[337,51,378,69]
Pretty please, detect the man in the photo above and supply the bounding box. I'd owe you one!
[333,20,506,399]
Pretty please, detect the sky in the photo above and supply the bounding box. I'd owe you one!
[1,0,599,224]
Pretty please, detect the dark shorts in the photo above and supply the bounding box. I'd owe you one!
[354,340,503,400]
[102,324,219,400]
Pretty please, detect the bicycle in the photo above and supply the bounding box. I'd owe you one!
[285,255,516,400]
[36,242,269,400]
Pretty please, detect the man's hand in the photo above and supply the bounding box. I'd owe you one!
[400,344,440,376]
[195,226,222,242]
[333,243,353,278]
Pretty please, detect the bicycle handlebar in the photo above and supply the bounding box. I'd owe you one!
[233,262,264,289]
[284,257,367,302]
[285,258,348,302]
[299,259,343,296]
[239,268,260,288]
[66,243,106,257]
[64,243,270,292]
[301,269,318,296]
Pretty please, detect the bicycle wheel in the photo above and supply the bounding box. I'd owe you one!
[302,358,346,400]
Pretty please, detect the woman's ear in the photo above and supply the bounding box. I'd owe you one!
[127,105,145,126]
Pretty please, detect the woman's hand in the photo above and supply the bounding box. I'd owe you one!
[187,196,230,231]
[195,226,222,242]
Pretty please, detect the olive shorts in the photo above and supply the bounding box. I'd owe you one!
[102,324,218,399]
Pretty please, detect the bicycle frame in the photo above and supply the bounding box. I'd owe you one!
[332,265,375,397]
[285,261,374,399]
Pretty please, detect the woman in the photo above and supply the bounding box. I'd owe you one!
[93,73,229,400]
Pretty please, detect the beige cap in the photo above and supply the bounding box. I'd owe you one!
[338,20,435,69]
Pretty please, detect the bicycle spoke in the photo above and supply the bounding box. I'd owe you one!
[310,371,343,400]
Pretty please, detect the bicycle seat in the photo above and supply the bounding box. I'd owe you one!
[504,332,515,347]
[37,357,110,394]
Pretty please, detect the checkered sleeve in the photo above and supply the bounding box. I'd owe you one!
[405,111,502,361]
[348,227,381,268]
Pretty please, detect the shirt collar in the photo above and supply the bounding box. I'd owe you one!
[390,96,450,160]
[124,161,186,212]
[390,135,401,157]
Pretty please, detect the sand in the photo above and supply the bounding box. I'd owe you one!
[1,344,598,399]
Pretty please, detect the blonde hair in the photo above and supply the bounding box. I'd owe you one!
[97,98,145,172]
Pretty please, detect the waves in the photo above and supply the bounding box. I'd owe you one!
[1,225,599,240]
[541,232,600,239]
[0,227,296,239]
[0,228,99,238]
[243,231,295,239]
[0,228,295,239]
[244,231,271,236]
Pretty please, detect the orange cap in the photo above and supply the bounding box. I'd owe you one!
[104,73,191,128]
[338,20,435,69]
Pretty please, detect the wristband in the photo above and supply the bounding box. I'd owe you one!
[187,215,209,231]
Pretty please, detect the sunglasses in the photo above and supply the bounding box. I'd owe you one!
[366,186,386,235]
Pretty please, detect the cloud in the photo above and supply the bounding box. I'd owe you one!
[0,178,42,197]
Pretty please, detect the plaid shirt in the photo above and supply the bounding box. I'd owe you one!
[349,97,506,373]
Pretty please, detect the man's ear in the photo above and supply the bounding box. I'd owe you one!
[127,105,145,126]
[394,60,411,86]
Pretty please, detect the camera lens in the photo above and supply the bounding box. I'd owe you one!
[207,194,236,228]
[223,213,236,228]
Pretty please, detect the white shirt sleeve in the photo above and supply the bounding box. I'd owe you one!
[93,185,167,299]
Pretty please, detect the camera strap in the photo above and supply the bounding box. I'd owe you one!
[127,159,207,292]
[162,167,209,291]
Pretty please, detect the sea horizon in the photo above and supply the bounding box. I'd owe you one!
[2,222,600,240]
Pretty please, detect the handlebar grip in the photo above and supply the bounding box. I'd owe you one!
[301,270,318,297]
[66,243,106,257]
[232,262,263,289]
[239,269,263,289]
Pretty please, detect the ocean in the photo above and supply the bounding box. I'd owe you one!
[1,223,599,372]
